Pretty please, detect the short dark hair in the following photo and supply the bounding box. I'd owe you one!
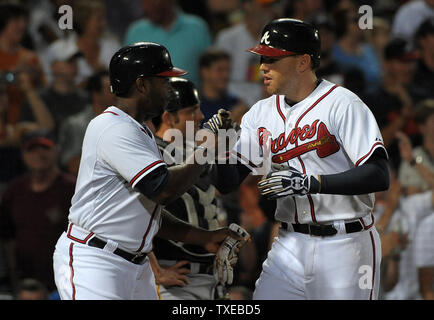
[86,70,110,93]
[199,48,230,69]
[16,278,47,298]
[0,3,29,34]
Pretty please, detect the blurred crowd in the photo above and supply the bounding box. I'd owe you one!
[0,0,433,300]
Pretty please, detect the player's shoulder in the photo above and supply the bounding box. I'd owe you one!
[325,81,367,109]
[88,106,136,134]
[240,95,276,126]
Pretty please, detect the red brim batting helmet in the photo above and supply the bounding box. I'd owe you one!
[109,42,188,97]
[248,18,321,68]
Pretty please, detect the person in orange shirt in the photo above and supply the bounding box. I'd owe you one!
[0,3,44,127]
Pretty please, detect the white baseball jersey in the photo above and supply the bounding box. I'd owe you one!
[234,79,386,225]
[414,212,434,269]
[383,191,433,300]
[68,106,165,253]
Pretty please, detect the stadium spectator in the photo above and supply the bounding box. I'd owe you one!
[413,213,434,300]
[396,100,434,195]
[214,0,283,107]
[57,70,115,175]
[311,13,345,85]
[198,48,248,124]
[28,0,72,53]
[124,0,211,86]
[411,18,434,103]
[41,0,120,85]
[15,278,47,300]
[20,45,89,137]
[0,3,45,127]
[391,0,434,44]
[0,129,75,293]
[331,7,382,89]
[364,38,419,168]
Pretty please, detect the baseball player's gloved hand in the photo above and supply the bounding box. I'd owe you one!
[258,167,316,199]
[203,109,239,134]
[213,223,250,286]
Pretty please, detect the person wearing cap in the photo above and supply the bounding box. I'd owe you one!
[19,44,88,137]
[52,42,245,300]
[0,129,76,294]
[229,18,389,300]
[412,17,434,103]
[363,38,420,168]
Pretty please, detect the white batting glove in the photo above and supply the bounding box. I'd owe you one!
[203,108,238,134]
[258,167,312,199]
[213,223,250,285]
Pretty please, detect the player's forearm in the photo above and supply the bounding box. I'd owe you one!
[312,154,389,195]
[153,161,208,206]
[156,209,211,246]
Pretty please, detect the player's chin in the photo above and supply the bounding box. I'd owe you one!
[264,84,278,96]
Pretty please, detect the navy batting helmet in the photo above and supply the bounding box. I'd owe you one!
[166,78,200,112]
[109,42,188,97]
[248,18,321,68]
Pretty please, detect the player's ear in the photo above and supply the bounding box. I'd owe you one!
[297,54,311,73]
[135,77,151,95]
[162,111,177,127]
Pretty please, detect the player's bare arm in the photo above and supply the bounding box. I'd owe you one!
[156,209,244,253]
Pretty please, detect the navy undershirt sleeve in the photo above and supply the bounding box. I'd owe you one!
[134,165,170,198]
[310,149,389,195]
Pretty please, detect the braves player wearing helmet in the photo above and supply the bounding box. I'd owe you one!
[149,77,244,300]
[228,18,390,299]
[52,42,244,300]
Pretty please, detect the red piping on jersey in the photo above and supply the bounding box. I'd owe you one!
[137,205,159,252]
[69,243,76,300]
[231,151,260,169]
[292,84,339,223]
[369,231,376,300]
[359,213,375,230]
[130,160,165,186]
[276,95,286,122]
[67,223,95,244]
[102,111,119,116]
[355,142,384,167]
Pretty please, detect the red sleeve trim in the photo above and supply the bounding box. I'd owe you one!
[129,160,165,186]
[355,142,385,167]
[102,111,119,116]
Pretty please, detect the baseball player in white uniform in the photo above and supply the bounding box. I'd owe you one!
[228,19,390,300]
[52,42,244,300]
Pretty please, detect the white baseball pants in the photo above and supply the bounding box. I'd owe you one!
[253,226,381,300]
[53,232,158,300]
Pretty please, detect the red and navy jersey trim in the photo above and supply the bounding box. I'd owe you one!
[355,142,385,167]
[130,160,165,186]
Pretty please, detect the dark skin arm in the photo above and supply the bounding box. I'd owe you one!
[156,209,243,253]
[419,267,434,300]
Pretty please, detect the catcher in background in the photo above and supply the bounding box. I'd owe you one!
[149,78,250,300]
